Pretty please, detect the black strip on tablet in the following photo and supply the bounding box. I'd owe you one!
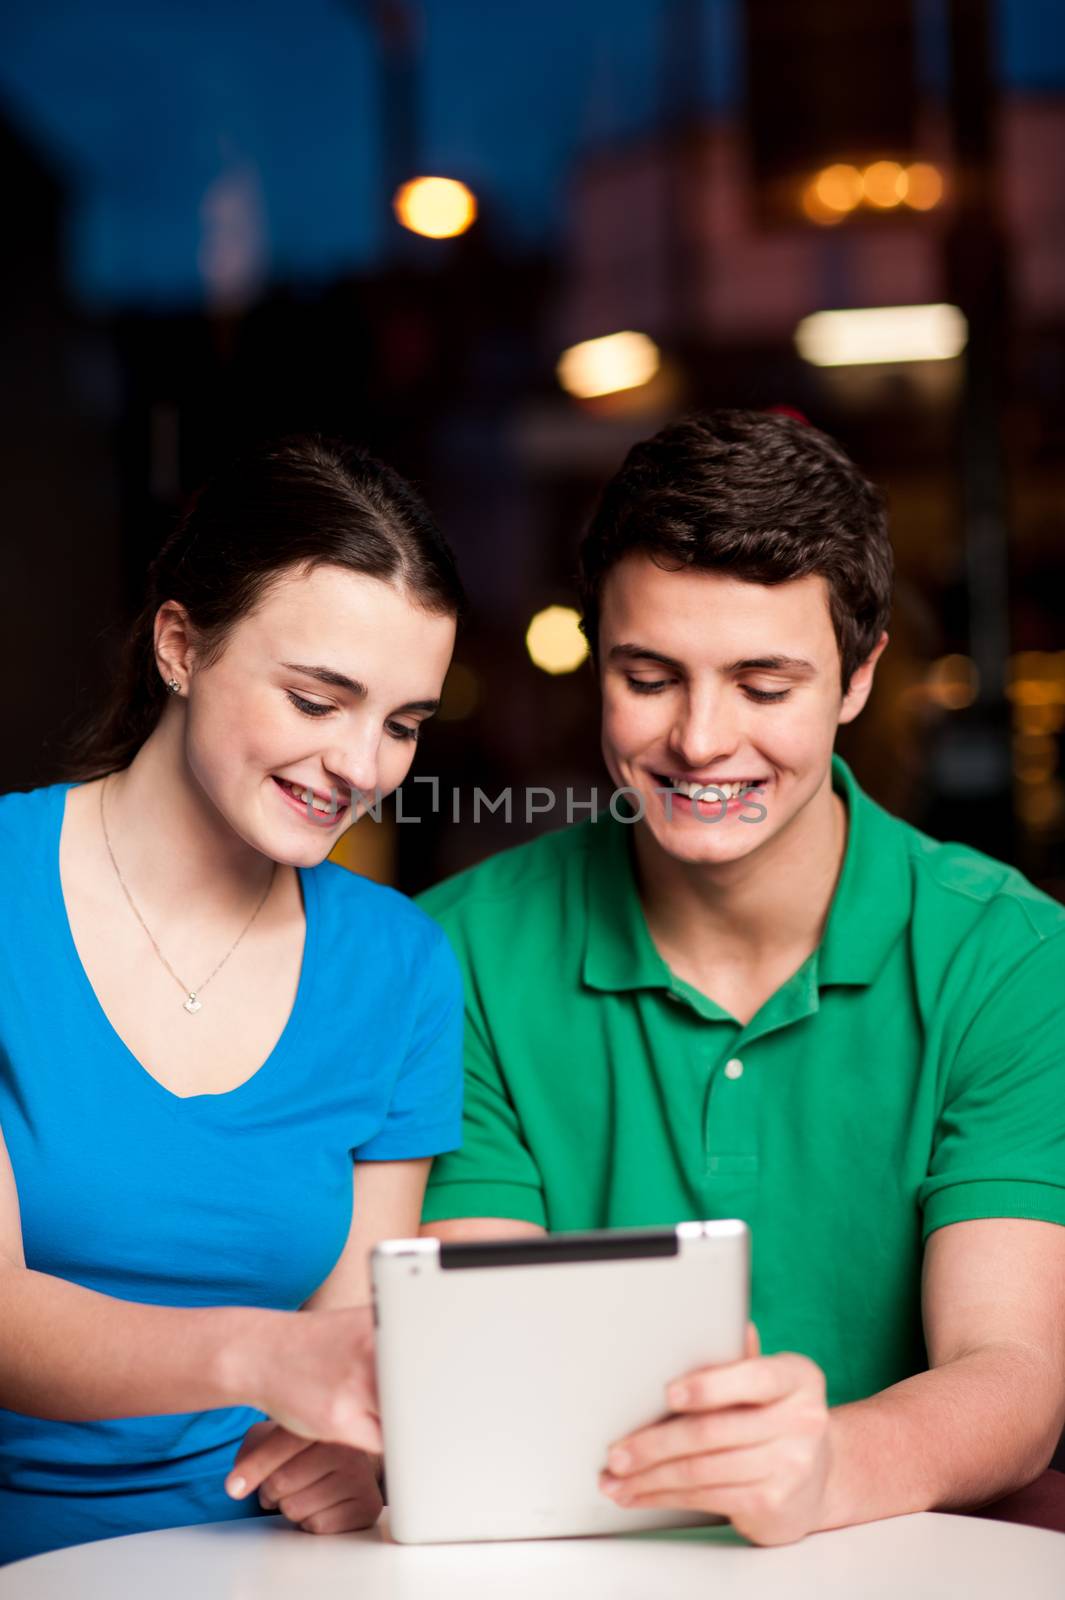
[439,1229,679,1270]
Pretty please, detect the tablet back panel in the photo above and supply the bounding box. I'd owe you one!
[373,1220,749,1544]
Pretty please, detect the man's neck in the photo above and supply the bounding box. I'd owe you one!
[632,767,849,982]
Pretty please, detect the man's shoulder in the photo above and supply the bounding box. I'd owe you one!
[893,806,1065,946]
[416,820,597,932]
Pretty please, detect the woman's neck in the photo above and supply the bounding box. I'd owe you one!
[98,715,279,918]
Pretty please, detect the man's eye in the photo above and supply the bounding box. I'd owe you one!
[625,677,670,695]
[287,691,333,718]
[386,722,419,742]
[743,686,790,703]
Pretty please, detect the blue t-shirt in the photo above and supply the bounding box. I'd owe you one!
[0,780,464,1565]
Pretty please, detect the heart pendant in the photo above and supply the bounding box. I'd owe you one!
[184,994,202,1014]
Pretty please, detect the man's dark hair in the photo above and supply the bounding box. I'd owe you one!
[577,408,893,694]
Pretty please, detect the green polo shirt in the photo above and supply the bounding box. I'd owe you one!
[416,754,1065,1406]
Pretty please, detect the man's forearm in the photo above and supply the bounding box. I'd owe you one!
[818,1340,1065,1531]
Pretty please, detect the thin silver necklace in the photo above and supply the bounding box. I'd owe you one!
[100,772,277,1014]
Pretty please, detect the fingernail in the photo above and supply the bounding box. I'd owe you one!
[226,1475,246,1499]
[608,1448,630,1473]
[668,1383,689,1407]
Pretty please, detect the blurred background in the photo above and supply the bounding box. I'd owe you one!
[2,0,1064,896]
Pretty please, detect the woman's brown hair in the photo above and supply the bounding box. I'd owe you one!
[56,435,465,783]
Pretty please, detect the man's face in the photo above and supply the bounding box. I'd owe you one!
[597,552,883,868]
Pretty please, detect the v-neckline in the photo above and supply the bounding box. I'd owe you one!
[49,780,320,1108]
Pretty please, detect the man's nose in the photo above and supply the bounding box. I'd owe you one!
[669,685,739,770]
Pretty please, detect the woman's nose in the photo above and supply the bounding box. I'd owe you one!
[326,738,380,806]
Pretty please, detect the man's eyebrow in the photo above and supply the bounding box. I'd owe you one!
[281,662,439,715]
[608,645,816,676]
[727,655,817,676]
[608,644,685,670]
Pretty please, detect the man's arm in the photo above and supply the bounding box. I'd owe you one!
[421,1218,546,1244]
[604,1215,1065,1545]
[817,1215,1065,1527]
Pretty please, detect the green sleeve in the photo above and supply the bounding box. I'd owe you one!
[421,924,547,1228]
[919,931,1065,1240]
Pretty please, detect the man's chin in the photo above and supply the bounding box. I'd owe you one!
[635,807,768,865]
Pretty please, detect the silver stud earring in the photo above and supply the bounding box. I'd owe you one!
[166,678,180,695]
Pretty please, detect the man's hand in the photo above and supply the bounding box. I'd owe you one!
[225,1420,384,1534]
[599,1323,833,1546]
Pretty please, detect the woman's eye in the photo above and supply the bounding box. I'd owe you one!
[743,686,790,703]
[386,722,419,743]
[625,676,670,695]
[287,691,334,718]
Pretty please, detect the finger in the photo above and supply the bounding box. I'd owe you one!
[231,1420,284,1470]
[278,1469,382,1527]
[745,1321,761,1360]
[298,1497,384,1536]
[259,1443,343,1506]
[667,1353,816,1413]
[226,1429,312,1500]
[275,1468,344,1522]
[263,1447,378,1510]
[602,1442,773,1500]
[607,1401,791,1474]
[606,1483,758,1524]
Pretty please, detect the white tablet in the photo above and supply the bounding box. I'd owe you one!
[371,1219,750,1544]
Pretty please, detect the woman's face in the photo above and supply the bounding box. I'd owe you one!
[174,561,457,862]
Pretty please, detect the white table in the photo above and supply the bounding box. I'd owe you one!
[3,1511,1064,1600]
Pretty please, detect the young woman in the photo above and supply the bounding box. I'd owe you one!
[0,436,465,1564]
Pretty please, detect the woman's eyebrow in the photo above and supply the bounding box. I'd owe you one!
[281,661,366,694]
[281,662,439,714]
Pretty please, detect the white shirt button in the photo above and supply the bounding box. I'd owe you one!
[724,1058,744,1080]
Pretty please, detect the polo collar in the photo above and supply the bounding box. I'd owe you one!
[582,754,912,996]
[817,754,913,985]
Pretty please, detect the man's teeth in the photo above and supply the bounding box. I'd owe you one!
[284,779,346,812]
[668,779,763,800]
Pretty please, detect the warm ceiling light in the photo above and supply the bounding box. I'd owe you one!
[795,304,968,366]
[525,606,590,675]
[904,162,945,211]
[393,176,477,239]
[861,160,907,208]
[801,180,847,226]
[556,331,661,399]
[813,163,863,214]
[926,654,979,710]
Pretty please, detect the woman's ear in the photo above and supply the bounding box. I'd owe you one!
[838,631,889,726]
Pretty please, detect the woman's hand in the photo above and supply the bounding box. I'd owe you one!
[226,1420,383,1533]
[216,1304,382,1455]
[598,1323,833,1546]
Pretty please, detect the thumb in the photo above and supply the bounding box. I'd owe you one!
[744,1320,761,1360]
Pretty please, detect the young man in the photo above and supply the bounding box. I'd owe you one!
[416,409,1065,1546]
